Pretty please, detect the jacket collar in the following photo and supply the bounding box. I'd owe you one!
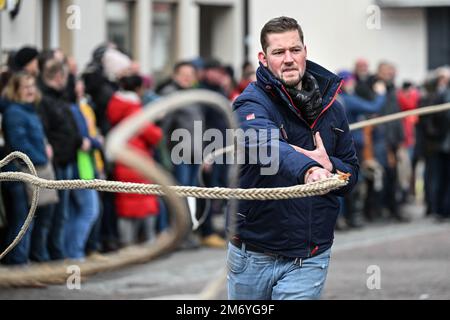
[256,60,342,109]
[40,81,65,99]
[4,101,37,113]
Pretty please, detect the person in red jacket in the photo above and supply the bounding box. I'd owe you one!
[107,74,163,246]
[397,81,420,154]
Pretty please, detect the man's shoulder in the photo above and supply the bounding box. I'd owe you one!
[233,82,273,111]
[325,98,351,126]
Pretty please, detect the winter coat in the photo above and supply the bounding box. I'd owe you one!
[37,84,83,167]
[158,81,205,161]
[107,91,163,218]
[231,60,359,258]
[2,101,49,170]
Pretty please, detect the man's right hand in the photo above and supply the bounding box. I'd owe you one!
[304,166,332,184]
[291,132,333,172]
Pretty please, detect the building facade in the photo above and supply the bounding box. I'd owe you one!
[1,0,449,84]
[248,0,450,84]
[0,0,244,81]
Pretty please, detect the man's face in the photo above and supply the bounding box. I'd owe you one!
[258,30,307,88]
[55,69,69,90]
[355,59,369,77]
[204,67,225,87]
[174,65,197,89]
[377,64,395,83]
[24,58,39,77]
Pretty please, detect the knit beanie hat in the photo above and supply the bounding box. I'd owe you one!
[14,46,39,70]
[102,48,132,82]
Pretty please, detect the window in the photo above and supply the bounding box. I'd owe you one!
[151,2,177,79]
[427,7,450,69]
[106,0,134,57]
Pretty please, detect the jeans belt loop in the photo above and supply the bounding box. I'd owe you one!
[241,242,246,254]
[294,257,303,267]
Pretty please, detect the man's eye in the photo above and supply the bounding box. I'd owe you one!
[273,51,283,55]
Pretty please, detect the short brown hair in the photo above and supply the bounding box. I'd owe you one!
[42,59,66,82]
[260,16,304,53]
[2,72,41,104]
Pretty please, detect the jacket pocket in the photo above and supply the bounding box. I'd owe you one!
[321,122,340,155]
[244,200,266,223]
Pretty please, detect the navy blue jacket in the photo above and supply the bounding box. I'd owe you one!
[231,60,359,258]
[2,101,49,171]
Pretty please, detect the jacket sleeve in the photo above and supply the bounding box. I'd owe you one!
[344,94,385,114]
[328,101,359,196]
[142,124,163,147]
[234,101,321,184]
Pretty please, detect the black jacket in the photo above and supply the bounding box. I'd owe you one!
[38,84,82,167]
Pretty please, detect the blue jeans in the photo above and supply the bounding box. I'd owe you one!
[156,198,169,233]
[30,204,55,262]
[49,163,74,260]
[1,181,33,265]
[85,209,102,253]
[65,189,100,259]
[227,242,331,300]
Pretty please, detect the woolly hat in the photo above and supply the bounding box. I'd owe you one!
[203,58,223,70]
[337,70,355,84]
[102,48,132,82]
[14,46,39,69]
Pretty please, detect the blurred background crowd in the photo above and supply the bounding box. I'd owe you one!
[0,0,450,268]
[0,43,449,267]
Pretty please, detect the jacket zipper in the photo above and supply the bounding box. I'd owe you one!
[311,129,316,147]
[281,81,342,132]
[279,81,342,258]
[280,85,313,129]
[279,124,289,140]
[310,80,343,129]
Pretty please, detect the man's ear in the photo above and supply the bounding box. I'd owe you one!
[304,45,307,59]
[258,51,267,67]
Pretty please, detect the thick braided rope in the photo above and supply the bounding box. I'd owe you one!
[0,152,40,261]
[0,154,349,201]
[349,102,450,130]
[0,151,348,262]
[2,102,450,262]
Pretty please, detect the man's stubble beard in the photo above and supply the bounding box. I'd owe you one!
[280,74,302,90]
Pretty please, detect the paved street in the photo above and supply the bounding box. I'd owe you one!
[0,202,449,300]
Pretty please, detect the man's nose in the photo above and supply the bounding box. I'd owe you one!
[283,51,294,63]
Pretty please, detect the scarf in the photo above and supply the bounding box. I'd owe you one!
[285,71,323,125]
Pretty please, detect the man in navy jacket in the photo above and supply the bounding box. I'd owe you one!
[228,16,359,300]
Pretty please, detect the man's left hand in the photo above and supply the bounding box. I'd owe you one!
[290,132,333,172]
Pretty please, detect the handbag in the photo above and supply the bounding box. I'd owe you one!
[77,150,95,180]
[23,162,59,207]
